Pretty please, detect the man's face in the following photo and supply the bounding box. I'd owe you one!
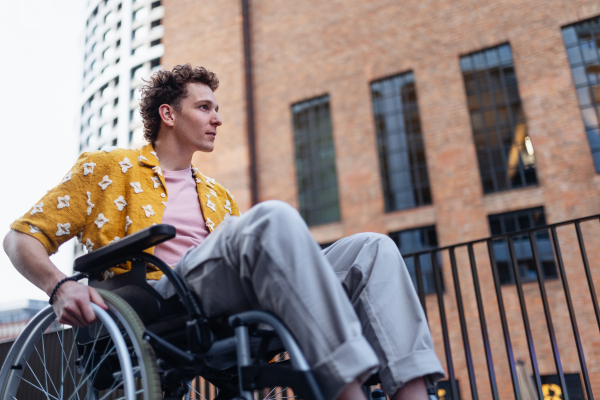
[171,82,222,152]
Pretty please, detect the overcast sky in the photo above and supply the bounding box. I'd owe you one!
[0,0,84,304]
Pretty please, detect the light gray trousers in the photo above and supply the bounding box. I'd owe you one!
[151,200,444,400]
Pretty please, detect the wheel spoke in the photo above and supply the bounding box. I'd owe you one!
[85,336,117,394]
[267,387,290,400]
[66,343,116,400]
[264,386,278,399]
[97,377,123,400]
[187,383,208,400]
[275,352,288,363]
[24,358,54,400]
[33,340,59,397]
[72,323,106,397]
[6,292,160,400]
[18,374,60,400]
[53,325,78,398]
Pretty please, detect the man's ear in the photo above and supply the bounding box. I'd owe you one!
[158,104,175,127]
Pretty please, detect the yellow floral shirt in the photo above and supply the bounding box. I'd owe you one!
[10,143,241,280]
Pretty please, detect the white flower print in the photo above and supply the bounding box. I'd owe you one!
[103,270,114,279]
[57,195,70,210]
[161,201,168,207]
[98,175,113,190]
[151,176,162,189]
[204,176,215,187]
[125,216,133,232]
[150,151,158,159]
[60,172,72,184]
[119,157,133,173]
[153,166,162,176]
[142,204,155,218]
[195,178,202,183]
[138,155,148,164]
[206,198,216,212]
[29,224,41,234]
[109,236,120,244]
[86,192,95,216]
[103,146,117,153]
[130,182,143,193]
[209,189,217,197]
[31,202,43,216]
[205,218,215,231]
[83,162,96,176]
[224,199,232,214]
[86,238,94,252]
[114,196,127,211]
[226,189,235,200]
[56,223,71,237]
[191,167,198,175]
[94,213,109,228]
[77,229,84,244]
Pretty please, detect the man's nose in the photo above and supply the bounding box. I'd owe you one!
[212,112,223,126]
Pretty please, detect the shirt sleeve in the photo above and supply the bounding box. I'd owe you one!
[10,152,92,255]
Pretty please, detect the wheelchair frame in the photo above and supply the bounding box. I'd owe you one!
[0,224,326,400]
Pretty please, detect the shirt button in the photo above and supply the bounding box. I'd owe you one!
[161,193,165,198]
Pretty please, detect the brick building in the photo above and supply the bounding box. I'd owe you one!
[0,300,47,342]
[158,0,600,398]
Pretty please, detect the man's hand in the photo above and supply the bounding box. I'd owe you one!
[4,229,108,327]
[52,281,108,327]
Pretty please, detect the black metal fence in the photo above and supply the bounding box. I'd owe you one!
[403,214,600,400]
[1,214,599,400]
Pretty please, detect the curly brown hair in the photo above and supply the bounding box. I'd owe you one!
[139,64,219,143]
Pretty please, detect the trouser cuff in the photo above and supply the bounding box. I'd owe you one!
[312,335,380,400]
[379,349,445,395]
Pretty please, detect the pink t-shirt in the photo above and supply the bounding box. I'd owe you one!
[153,167,209,266]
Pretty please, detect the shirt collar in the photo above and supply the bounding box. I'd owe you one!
[137,143,160,168]
[138,143,202,180]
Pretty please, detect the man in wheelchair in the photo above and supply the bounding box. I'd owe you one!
[4,64,444,400]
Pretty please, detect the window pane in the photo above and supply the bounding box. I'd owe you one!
[488,207,557,284]
[389,226,440,294]
[562,17,600,172]
[461,43,537,193]
[371,71,432,212]
[292,96,341,226]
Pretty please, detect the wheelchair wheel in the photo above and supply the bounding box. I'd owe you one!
[0,289,161,400]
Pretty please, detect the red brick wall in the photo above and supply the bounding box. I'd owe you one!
[162,0,600,397]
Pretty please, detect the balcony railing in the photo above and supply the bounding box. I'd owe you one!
[403,213,600,400]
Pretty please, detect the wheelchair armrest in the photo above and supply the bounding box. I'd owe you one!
[73,224,176,273]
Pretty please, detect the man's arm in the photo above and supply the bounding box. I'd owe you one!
[3,229,107,327]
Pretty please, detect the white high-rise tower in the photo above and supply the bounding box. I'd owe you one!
[80,0,164,152]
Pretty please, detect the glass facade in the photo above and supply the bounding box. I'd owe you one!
[389,226,440,294]
[461,43,537,193]
[488,207,557,284]
[292,95,341,226]
[370,72,432,211]
[562,17,600,171]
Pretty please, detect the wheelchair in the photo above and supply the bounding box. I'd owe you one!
[0,224,387,400]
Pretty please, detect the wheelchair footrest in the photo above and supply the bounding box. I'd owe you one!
[241,364,324,400]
